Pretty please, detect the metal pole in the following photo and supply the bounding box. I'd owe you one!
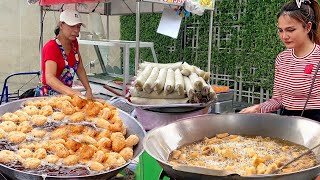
[207,11,214,74]
[135,0,141,75]
[39,6,44,75]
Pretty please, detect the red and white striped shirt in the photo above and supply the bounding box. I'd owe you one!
[260,43,320,113]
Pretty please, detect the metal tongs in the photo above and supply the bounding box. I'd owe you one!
[173,164,240,177]
[272,143,320,174]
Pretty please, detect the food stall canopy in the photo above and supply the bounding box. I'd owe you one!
[39,0,111,5]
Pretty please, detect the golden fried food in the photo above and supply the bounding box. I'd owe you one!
[99,108,111,120]
[82,126,97,137]
[60,100,76,115]
[109,120,124,133]
[77,145,96,159]
[0,150,16,163]
[88,161,105,171]
[1,112,19,122]
[110,132,126,152]
[119,147,133,161]
[46,155,60,164]
[95,118,110,129]
[24,158,41,169]
[23,105,39,115]
[50,126,69,139]
[31,128,47,138]
[72,134,97,145]
[17,121,32,133]
[50,143,69,158]
[105,152,126,168]
[64,155,79,166]
[67,125,84,134]
[51,112,65,121]
[7,131,26,144]
[69,112,85,122]
[17,148,33,159]
[39,105,53,116]
[64,138,82,152]
[14,110,29,122]
[33,148,47,159]
[0,121,17,132]
[92,150,105,163]
[30,115,47,126]
[84,101,102,116]
[97,137,112,148]
[0,128,7,139]
[70,95,87,109]
[125,134,139,147]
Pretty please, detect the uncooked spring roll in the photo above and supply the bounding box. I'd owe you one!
[174,69,185,96]
[184,76,195,99]
[189,73,203,92]
[143,67,160,93]
[164,68,175,95]
[139,62,182,71]
[154,68,168,94]
[134,65,152,89]
[199,77,210,96]
[130,97,189,105]
[130,87,185,99]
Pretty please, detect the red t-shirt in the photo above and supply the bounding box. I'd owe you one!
[41,39,81,85]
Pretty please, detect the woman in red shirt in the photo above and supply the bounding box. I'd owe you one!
[240,0,320,121]
[35,9,93,99]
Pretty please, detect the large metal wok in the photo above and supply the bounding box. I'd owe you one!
[144,114,320,180]
[0,97,146,180]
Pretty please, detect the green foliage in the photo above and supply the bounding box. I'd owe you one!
[120,0,288,90]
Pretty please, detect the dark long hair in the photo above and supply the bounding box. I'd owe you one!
[278,0,320,44]
[54,25,60,36]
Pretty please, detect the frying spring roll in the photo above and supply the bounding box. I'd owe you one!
[164,69,175,95]
[189,73,203,92]
[130,87,185,99]
[174,69,185,96]
[130,97,189,105]
[143,67,160,93]
[184,76,195,99]
[139,62,182,71]
[154,68,168,94]
[134,65,152,88]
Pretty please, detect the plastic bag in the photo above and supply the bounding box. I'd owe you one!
[184,0,205,16]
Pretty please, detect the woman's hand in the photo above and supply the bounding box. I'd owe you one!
[239,104,261,113]
[85,88,94,100]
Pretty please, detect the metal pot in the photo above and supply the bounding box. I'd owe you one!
[143,114,320,180]
[0,98,146,180]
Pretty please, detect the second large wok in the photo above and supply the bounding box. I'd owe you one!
[143,114,320,180]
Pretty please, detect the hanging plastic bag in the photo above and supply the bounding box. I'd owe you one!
[88,12,106,40]
[184,0,205,16]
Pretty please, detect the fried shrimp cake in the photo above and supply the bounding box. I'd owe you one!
[1,112,19,122]
[84,101,102,116]
[63,155,79,166]
[105,152,126,168]
[7,131,26,144]
[77,145,96,159]
[46,155,60,164]
[125,134,139,147]
[50,143,69,158]
[22,105,39,115]
[17,148,33,158]
[0,121,17,132]
[97,137,112,148]
[69,112,85,122]
[31,128,47,138]
[95,118,110,129]
[92,150,106,163]
[24,158,41,169]
[30,115,47,126]
[60,100,76,115]
[98,107,111,120]
[14,110,29,122]
[110,132,126,152]
[50,126,69,139]
[0,150,16,163]
[51,112,65,121]
[119,147,133,161]
[17,121,32,133]
[33,148,47,159]
[70,95,87,108]
[65,138,82,152]
[39,105,53,116]
[88,161,105,172]
[0,128,6,139]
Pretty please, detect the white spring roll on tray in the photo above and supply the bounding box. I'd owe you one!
[154,68,168,94]
[143,67,160,93]
[199,77,210,96]
[174,69,184,96]
[184,76,195,99]
[189,72,203,92]
[139,62,183,71]
[164,68,175,95]
[134,65,153,89]
[129,87,185,99]
[130,97,189,105]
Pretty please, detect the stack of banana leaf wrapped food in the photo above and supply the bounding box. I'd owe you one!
[130,62,216,105]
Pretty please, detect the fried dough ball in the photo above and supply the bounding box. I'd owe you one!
[65,138,82,152]
[88,161,105,172]
[17,121,32,133]
[0,128,7,139]
[0,121,17,132]
[96,129,111,140]
[39,105,53,116]
[72,135,97,145]
[77,145,96,159]
[24,158,41,169]
[84,101,102,116]
[97,137,112,148]
[1,113,19,122]
[67,125,84,134]
[126,134,140,147]
[121,125,127,136]
[51,112,65,121]
[31,129,47,138]
[92,150,105,163]
[30,115,47,126]
[70,112,85,122]
[64,155,79,166]
[7,131,26,144]
[59,95,72,101]
[119,147,133,161]
[70,95,87,109]
[60,100,76,115]
[99,108,111,120]
[33,148,47,159]
[108,110,119,123]
[109,120,123,132]
[50,143,69,158]
[83,126,97,137]
[50,126,69,139]
[46,155,60,164]
[0,150,16,163]
[95,118,110,129]
[105,152,126,168]
[110,132,126,152]
[22,105,39,115]
[14,110,29,122]
[17,148,33,159]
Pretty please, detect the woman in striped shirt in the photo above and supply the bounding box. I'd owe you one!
[240,0,320,121]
